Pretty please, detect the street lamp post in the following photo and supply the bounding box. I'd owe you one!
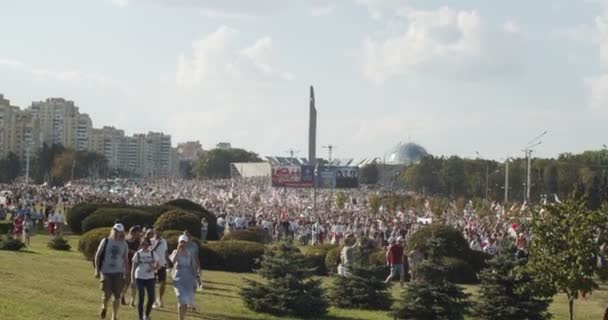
[523,131,547,203]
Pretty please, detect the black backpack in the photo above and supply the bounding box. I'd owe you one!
[94,238,109,270]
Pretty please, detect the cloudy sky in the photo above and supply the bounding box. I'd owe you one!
[1,0,607,160]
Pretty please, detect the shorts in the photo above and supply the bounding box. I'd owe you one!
[390,264,404,277]
[101,273,125,299]
[156,267,167,282]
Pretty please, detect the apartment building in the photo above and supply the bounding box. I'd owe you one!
[0,94,177,178]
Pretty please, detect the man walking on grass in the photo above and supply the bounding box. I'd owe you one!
[94,223,129,320]
[150,228,168,309]
[385,237,405,289]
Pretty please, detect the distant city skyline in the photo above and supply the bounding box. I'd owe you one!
[2,0,608,161]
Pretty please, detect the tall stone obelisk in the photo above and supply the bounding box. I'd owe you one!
[308,86,317,166]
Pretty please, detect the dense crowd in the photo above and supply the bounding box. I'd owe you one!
[0,178,548,320]
[0,177,533,255]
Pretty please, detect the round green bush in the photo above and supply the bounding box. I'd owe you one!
[154,210,201,238]
[407,224,469,259]
[78,227,111,261]
[0,235,25,251]
[163,199,218,240]
[66,203,121,233]
[202,240,265,272]
[0,222,12,235]
[81,208,154,233]
[47,236,71,251]
[303,244,337,275]
[325,246,343,275]
[443,257,478,284]
[467,248,491,273]
[135,205,174,221]
[221,228,271,244]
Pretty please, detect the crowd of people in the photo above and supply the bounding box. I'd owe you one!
[0,177,538,319]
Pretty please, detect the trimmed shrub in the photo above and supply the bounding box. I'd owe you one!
[154,210,201,238]
[81,208,154,233]
[163,199,218,240]
[0,235,25,251]
[0,221,12,235]
[444,257,478,284]
[200,242,222,270]
[407,224,469,259]
[325,246,343,275]
[78,227,111,261]
[468,248,491,272]
[202,240,265,272]
[135,205,174,221]
[303,244,337,275]
[47,235,71,251]
[221,228,271,244]
[66,203,122,234]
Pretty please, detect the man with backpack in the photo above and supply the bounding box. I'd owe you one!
[94,223,128,320]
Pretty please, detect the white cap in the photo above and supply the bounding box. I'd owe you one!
[178,235,189,243]
[113,223,125,232]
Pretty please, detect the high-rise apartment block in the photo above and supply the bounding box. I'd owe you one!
[0,94,179,178]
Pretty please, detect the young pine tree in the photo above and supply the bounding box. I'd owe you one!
[329,237,392,310]
[240,242,328,318]
[392,237,471,320]
[475,242,552,320]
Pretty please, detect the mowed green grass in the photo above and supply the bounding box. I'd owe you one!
[0,235,606,320]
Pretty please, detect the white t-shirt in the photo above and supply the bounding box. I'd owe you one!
[151,238,168,267]
[132,250,160,280]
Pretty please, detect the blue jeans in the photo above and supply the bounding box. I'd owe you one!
[136,278,155,319]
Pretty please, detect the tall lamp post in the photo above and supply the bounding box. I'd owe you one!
[523,131,547,203]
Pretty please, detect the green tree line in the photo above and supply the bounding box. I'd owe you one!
[401,150,608,208]
[0,143,109,185]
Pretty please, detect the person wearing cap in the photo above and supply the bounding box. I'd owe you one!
[182,230,201,311]
[131,237,160,320]
[170,234,198,320]
[385,237,405,288]
[94,223,129,320]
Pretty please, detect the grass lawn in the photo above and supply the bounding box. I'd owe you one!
[0,235,606,320]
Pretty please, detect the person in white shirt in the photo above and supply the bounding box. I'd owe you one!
[131,238,160,320]
[149,228,168,309]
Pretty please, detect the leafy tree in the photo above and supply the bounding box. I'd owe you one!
[0,152,21,183]
[50,149,108,185]
[192,148,262,179]
[392,237,471,320]
[32,143,65,183]
[360,164,379,185]
[526,194,608,320]
[241,242,328,318]
[335,191,346,210]
[475,242,552,320]
[328,239,391,310]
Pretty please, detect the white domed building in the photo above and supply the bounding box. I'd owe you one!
[385,142,429,165]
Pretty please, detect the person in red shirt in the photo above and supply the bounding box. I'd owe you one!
[384,237,405,288]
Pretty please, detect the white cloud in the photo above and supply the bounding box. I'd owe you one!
[362,7,523,83]
[199,9,256,19]
[596,15,608,66]
[0,58,114,86]
[354,0,406,20]
[590,74,608,111]
[175,26,292,87]
[110,0,129,7]
[241,37,274,75]
[311,3,336,17]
